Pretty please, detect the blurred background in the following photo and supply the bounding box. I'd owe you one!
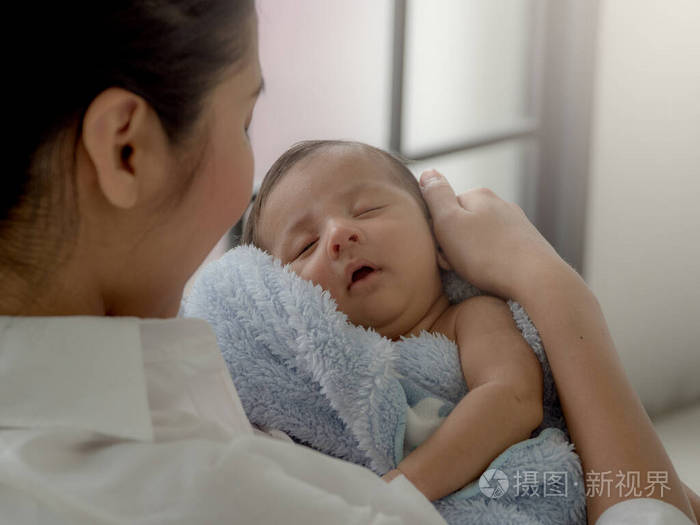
[191,0,700,489]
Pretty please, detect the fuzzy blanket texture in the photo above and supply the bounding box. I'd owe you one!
[183,245,586,524]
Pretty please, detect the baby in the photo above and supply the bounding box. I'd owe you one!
[242,140,544,501]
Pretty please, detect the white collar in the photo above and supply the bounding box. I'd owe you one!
[0,316,154,441]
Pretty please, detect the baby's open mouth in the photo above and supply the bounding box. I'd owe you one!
[351,266,375,283]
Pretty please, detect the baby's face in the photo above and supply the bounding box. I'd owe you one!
[257,146,445,339]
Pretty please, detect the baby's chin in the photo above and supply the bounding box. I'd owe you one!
[343,309,408,340]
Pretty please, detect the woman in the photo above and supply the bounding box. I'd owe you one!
[0,1,696,523]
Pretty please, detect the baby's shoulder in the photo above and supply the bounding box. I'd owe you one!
[430,295,512,342]
[428,303,461,342]
[454,294,508,313]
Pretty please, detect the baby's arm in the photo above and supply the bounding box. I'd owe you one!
[393,295,544,501]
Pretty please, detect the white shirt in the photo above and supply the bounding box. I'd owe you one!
[0,316,693,525]
[0,316,444,524]
[595,498,695,525]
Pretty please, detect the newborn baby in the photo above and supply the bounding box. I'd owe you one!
[242,139,544,501]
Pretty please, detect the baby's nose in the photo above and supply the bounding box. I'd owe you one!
[327,224,360,258]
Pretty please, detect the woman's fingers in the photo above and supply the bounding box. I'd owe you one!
[419,170,464,221]
[419,170,497,216]
[418,169,561,298]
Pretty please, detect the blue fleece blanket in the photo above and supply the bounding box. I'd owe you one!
[183,245,586,524]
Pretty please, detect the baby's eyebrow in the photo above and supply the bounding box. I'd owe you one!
[282,212,313,239]
[275,214,312,257]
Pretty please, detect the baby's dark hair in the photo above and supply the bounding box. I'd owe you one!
[242,140,430,247]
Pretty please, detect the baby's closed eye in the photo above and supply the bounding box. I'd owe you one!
[295,239,318,259]
[354,205,385,217]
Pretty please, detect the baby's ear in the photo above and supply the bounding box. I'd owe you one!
[436,247,452,271]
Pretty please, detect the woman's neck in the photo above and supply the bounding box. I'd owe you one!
[0,261,106,316]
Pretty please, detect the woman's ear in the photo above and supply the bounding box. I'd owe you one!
[437,246,452,271]
[82,88,164,209]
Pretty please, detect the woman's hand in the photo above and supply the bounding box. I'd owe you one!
[419,170,566,300]
[420,170,699,523]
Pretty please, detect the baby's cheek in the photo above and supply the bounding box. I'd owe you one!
[298,263,334,295]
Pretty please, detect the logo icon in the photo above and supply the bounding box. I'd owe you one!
[479,469,509,499]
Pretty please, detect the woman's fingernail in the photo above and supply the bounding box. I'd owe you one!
[420,170,441,188]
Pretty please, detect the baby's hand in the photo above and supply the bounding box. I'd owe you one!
[381,468,403,483]
[419,170,566,300]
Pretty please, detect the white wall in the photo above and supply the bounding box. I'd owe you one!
[250,0,530,206]
[402,0,533,155]
[584,0,700,416]
[250,0,394,182]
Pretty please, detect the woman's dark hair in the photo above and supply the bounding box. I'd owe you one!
[4,0,254,288]
[242,140,431,248]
